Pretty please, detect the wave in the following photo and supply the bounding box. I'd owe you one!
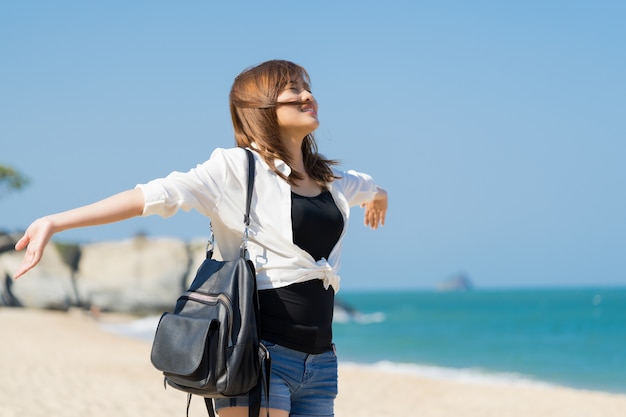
[342,360,557,389]
[101,308,388,344]
[333,299,385,324]
[333,309,385,324]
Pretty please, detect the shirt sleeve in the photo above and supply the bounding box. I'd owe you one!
[135,148,230,218]
[333,168,379,207]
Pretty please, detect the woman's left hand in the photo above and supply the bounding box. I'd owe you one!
[361,188,388,230]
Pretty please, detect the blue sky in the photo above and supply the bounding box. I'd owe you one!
[2,1,625,290]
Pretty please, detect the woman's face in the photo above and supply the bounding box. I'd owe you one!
[275,78,319,139]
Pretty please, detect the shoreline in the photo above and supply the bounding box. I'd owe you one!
[2,308,626,417]
[100,311,626,396]
[339,360,626,396]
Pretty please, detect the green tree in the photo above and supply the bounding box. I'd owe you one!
[0,164,30,199]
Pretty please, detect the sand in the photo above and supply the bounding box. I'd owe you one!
[1,308,625,417]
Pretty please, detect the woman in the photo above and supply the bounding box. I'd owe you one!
[14,60,388,417]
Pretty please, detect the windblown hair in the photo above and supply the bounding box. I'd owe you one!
[229,60,338,186]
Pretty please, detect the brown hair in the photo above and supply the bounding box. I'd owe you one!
[229,60,338,186]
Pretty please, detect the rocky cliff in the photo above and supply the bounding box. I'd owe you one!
[0,234,209,314]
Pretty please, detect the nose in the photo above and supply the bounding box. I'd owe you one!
[300,90,314,102]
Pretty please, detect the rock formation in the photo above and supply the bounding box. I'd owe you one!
[435,272,474,292]
[0,234,208,313]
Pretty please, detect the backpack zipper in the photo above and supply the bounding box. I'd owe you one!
[181,291,234,345]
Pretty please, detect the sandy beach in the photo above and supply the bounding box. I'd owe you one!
[1,308,625,417]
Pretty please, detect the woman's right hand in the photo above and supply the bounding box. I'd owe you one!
[14,217,57,279]
[11,188,145,279]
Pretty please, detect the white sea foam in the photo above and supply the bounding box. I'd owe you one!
[102,310,388,341]
[333,310,386,324]
[341,360,557,389]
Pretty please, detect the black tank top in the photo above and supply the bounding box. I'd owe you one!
[258,190,344,353]
[290,190,343,261]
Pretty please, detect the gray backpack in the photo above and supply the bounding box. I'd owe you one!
[150,149,270,417]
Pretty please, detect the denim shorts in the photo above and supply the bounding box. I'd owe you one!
[214,341,338,416]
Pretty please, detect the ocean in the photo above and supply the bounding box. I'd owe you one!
[102,287,626,394]
[333,287,626,393]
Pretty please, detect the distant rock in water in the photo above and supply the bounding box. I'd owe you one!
[334,298,359,322]
[436,273,474,292]
[333,297,385,324]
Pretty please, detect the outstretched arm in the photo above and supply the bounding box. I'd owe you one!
[361,187,388,230]
[13,188,145,279]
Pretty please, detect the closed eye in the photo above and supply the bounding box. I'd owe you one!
[286,82,312,94]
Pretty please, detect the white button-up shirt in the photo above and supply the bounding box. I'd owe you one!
[136,147,379,293]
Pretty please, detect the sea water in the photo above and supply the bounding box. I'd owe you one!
[103,287,626,394]
[333,288,626,393]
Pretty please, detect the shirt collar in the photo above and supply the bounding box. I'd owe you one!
[249,143,292,176]
[273,158,291,176]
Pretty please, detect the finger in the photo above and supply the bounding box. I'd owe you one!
[14,249,42,279]
[15,259,35,279]
[372,212,385,229]
[364,211,376,228]
[366,213,377,230]
[14,262,31,279]
[14,266,28,279]
[14,235,30,251]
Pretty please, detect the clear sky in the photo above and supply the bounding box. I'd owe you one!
[2,1,625,290]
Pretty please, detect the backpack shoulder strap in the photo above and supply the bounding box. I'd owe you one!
[243,148,255,227]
